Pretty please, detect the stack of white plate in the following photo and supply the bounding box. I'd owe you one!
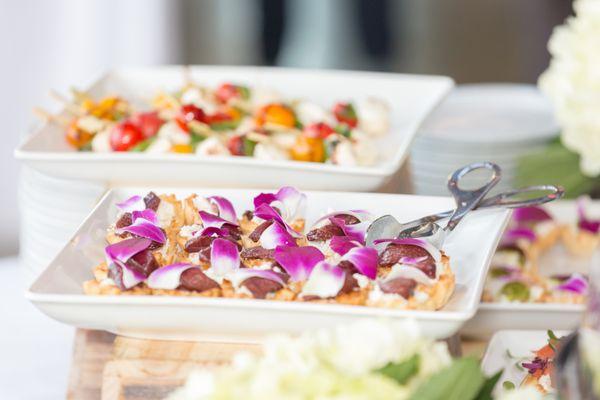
[18,167,106,285]
[410,84,560,196]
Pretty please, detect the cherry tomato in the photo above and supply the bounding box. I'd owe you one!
[215,83,249,104]
[304,122,335,139]
[110,121,144,151]
[291,136,325,162]
[333,102,358,128]
[65,119,93,149]
[227,135,245,156]
[180,104,207,123]
[255,104,296,128]
[131,111,163,138]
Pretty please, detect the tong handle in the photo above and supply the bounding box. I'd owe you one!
[445,162,502,231]
[477,184,564,209]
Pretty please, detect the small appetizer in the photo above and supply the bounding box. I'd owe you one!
[520,331,564,395]
[42,80,389,167]
[84,187,455,311]
[483,202,592,304]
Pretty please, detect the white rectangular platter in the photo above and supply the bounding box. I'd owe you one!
[27,188,509,342]
[481,330,570,397]
[15,66,453,191]
[462,200,591,338]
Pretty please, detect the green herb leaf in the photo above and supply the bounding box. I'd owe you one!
[78,141,93,152]
[500,281,530,302]
[238,85,251,100]
[334,124,352,138]
[210,120,239,131]
[243,137,257,156]
[130,137,155,152]
[376,354,420,385]
[474,370,503,400]
[548,330,558,341]
[502,381,515,390]
[490,267,511,278]
[409,357,484,400]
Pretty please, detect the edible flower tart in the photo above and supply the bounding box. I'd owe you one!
[84,187,454,311]
[483,201,597,304]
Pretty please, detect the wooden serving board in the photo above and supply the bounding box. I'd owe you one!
[67,329,486,400]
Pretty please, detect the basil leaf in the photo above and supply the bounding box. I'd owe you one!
[334,124,352,138]
[376,354,420,385]
[409,357,484,400]
[238,85,251,100]
[500,281,530,302]
[548,330,558,341]
[78,141,93,152]
[130,137,155,152]
[243,137,257,156]
[474,370,503,400]
[210,120,239,131]
[502,381,515,390]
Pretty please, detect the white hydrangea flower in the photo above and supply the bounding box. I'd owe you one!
[168,319,452,400]
[539,0,600,176]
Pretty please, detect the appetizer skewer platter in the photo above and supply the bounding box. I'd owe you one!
[47,83,387,167]
[15,66,454,189]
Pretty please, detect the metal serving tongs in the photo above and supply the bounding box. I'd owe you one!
[365,161,565,248]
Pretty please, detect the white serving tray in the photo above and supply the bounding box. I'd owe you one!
[462,200,592,338]
[481,330,570,397]
[15,66,453,191]
[27,188,509,342]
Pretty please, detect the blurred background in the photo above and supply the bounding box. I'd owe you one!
[0,0,572,256]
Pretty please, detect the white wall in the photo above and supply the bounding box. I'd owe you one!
[0,0,183,255]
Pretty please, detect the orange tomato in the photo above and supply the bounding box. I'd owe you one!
[535,344,555,359]
[255,104,296,128]
[171,144,194,153]
[65,119,94,149]
[291,136,324,162]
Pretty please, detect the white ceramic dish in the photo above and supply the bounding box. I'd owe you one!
[15,66,453,191]
[27,187,510,342]
[481,330,570,397]
[462,201,593,338]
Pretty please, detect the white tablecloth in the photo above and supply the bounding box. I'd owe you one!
[0,257,73,399]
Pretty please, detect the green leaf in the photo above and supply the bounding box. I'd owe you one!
[502,381,515,390]
[516,139,600,199]
[243,137,257,156]
[334,124,352,138]
[130,137,155,152]
[548,330,558,341]
[189,132,205,151]
[500,281,530,302]
[490,267,511,278]
[376,354,420,385]
[474,370,503,400]
[237,85,251,100]
[210,120,239,131]
[409,357,484,400]
[78,141,93,152]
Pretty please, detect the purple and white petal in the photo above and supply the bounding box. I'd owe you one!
[147,263,195,290]
[254,204,302,238]
[112,260,146,289]
[300,261,346,298]
[273,245,325,282]
[577,197,600,234]
[131,209,159,225]
[341,246,378,279]
[260,221,297,250]
[200,211,239,229]
[116,195,144,212]
[105,237,152,263]
[253,186,306,222]
[384,264,436,286]
[502,227,536,244]
[117,220,166,244]
[228,268,286,288]
[329,236,361,256]
[211,238,240,276]
[513,206,553,224]
[329,217,370,244]
[556,273,588,294]
[208,196,237,224]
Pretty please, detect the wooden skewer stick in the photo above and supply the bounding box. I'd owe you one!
[49,89,85,116]
[32,107,71,126]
